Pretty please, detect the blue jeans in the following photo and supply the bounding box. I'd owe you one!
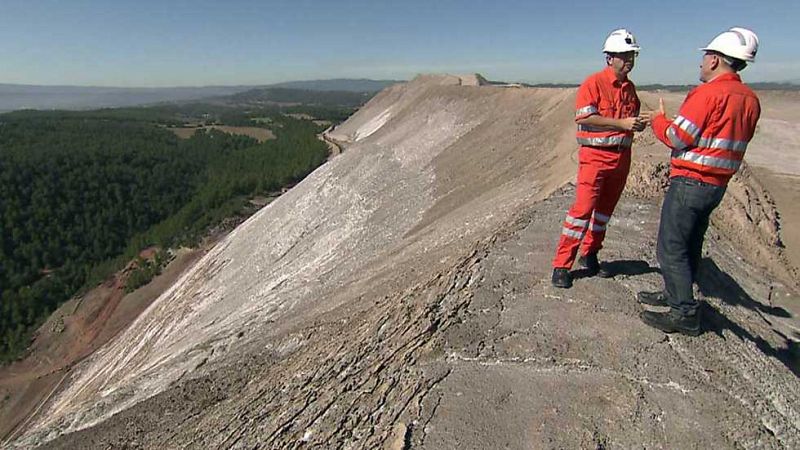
[656,176,727,316]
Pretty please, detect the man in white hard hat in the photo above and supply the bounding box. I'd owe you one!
[638,28,761,335]
[551,29,648,288]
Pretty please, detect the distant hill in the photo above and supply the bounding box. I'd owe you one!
[0,79,402,113]
[637,82,800,92]
[221,87,376,108]
[268,79,401,92]
[749,81,800,91]
[0,84,257,112]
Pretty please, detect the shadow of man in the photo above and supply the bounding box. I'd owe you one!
[697,258,790,318]
[572,259,660,280]
[696,257,798,376]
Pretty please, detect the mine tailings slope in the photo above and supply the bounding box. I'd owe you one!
[10,75,800,449]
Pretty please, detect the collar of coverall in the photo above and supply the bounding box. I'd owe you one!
[602,66,631,87]
[706,72,742,84]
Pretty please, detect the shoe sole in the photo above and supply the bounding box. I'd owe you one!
[637,293,668,307]
[638,299,668,307]
[640,313,701,336]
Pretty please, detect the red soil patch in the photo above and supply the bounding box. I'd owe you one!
[0,245,214,442]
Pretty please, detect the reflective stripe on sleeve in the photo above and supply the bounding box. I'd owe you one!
[575,105,598,117]
[666,127,689,151]
[674,115,701,139]
[671,150,742,171]
[696,137,749,153]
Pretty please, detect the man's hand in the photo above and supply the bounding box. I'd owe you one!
[640,111,658,121]
[638,99,671,126]
[619,116,647,132]
[633,116,647,132]
[656,98,678,120]
[636,114,651,128]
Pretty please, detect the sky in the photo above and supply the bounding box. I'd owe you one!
[0,0,797,87]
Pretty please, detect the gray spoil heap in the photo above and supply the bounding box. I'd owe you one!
[12,75,800,449]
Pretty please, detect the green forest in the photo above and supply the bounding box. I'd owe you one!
[0,100,351,363]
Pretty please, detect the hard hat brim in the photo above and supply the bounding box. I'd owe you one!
[603,46,642,53]
[699,47,755,62]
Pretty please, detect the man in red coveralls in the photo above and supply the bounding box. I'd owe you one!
[551,29,648,288]
[638,28,761,336]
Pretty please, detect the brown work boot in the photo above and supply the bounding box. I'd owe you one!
[639,310,701,337]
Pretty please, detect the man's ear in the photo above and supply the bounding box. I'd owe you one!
[709,54,720,71]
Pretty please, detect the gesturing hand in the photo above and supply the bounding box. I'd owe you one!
[620,116,647,132]
[632,116,647,132]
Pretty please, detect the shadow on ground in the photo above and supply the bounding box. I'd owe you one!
[571,259,661,280]
[697,258,799,376]
[574,256,799,376]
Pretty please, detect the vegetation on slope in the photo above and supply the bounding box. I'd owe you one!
[0,98,358,363]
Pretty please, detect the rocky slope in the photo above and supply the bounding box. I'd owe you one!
[8,75,799,449]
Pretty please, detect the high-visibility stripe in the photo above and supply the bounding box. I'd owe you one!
[562,227,585,239]
[589,223,607,232]
[577,124,609,132]
[674,115,701,139]
[671,150,742,171]
[696,137,749,152]
[666,127,689,151]
[576,135,633,147]
[592,212,611,223]
[565,215,589,228]
[576,105,598,117]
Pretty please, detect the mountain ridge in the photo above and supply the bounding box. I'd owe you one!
[0,79,400,112]
[9,74,800,449]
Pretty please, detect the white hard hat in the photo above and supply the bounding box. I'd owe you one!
[603,29,641,53]
[700,27,758,62]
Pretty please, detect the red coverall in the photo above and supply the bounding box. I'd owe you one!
[651,72,761,186]
[552,66,640,269]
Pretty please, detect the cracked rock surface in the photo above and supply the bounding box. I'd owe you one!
[416,188,800,449]
[35,187,800,450]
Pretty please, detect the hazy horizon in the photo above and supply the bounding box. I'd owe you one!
[0,78,401,90]
[1,1,797,88]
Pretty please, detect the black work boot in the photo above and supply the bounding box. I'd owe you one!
[637,291,668,307]
[578,253,613,278]
[639,309,701,337]
[551,268,572,288]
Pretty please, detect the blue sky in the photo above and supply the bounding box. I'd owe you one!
[0,0,796,87]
